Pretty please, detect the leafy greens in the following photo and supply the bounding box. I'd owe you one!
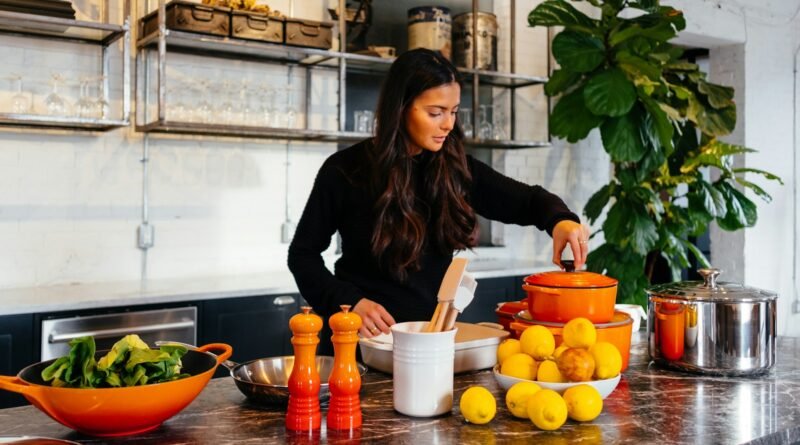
[41,334,190,388]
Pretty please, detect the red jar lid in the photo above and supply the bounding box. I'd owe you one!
[523,270,617,289]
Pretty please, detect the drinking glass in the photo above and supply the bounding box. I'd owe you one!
[458,108,473,138]
[285,87,297,129]
[492,104,507,140]
[354,110,374,133]
[220,80,237,125]
[259,85,275,127]
[77,77,95,119]
[10,74,30,114]
[478,105,493,140]
[196,80,213,124]
[94,77,110,120]
[44,73,67,116]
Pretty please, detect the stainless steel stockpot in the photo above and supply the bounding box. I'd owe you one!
[646,268,777,376]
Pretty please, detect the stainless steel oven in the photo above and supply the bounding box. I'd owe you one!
[40,307,197,360]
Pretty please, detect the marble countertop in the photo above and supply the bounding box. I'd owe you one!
[0,256,550,316]
[2,334,800,444]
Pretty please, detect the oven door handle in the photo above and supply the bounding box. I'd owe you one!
[48,320,196,344]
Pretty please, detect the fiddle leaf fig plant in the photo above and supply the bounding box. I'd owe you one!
[529,0,782,306]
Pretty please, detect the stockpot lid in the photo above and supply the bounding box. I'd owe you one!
[647,268,777,303]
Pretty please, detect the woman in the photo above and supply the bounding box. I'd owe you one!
[288,49,589,348]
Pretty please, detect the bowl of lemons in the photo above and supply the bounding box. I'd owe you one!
[492,317,623,399]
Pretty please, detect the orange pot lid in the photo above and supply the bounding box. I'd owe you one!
[523,270,617,289]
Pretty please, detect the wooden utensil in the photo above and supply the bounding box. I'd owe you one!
[426,258,469,332]
[442,272,477,331]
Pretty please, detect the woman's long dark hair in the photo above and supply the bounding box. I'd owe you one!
[369,48,476,281]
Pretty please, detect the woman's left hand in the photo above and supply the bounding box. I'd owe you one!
[552,220,591,270]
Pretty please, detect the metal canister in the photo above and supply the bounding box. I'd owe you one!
[453,12,498,70]
[408,6,452,60]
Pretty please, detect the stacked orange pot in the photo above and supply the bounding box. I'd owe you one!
[506,269,633,371]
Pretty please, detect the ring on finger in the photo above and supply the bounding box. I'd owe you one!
[370,327,378,334]
[579,239,588,245]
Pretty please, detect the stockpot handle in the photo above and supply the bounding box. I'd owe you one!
[697,268,721,289]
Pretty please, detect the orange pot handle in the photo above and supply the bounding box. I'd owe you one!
[522,284,562,295]
[0,375,41,398]
[197,343,233,364]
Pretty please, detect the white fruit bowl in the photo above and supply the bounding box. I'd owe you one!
[492,364,621,399]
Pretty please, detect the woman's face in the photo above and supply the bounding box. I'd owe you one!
[405,82,460,155]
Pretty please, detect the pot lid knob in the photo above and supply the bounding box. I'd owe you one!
[698,268,721,289]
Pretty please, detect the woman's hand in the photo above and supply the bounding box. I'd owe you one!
[552,220,591,270]
[352,298,396,338]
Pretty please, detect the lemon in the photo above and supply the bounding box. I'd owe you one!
[497,338,521,366]
[589,341,622,379]
[520,325,555,360]
[562,384,603,422]
[527,389,568,431]
[562,318,597,349]
[460,386,496,424]
[500,353,539,380]
[537,359,567,383]
[505,381,541,419]
[553,344,569,359]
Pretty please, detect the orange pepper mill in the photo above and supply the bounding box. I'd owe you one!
[286,306,323,431]
[327,304,363,430]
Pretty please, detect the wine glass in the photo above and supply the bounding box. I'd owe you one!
[478,105,493,140]
[492,104,507,140]
[220,80,237,125]
[94,77,111,120]
[76,77,95,119]
[10,74,30,114]
[44,73,67,116]
[458,108,473,138]
[285,87,297,129]
[259,84,274,127]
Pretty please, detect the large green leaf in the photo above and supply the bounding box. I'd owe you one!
[681,140,754,173]
[603,199,659,255]
[550,87,605,142]
[601,111,647,162]
[616,51,662,81]
[682,239,711,268]
[716,181,757,229]
[552,31,605,73]
[544,68,582,96]
[584,68,637,117]
[639,93,674,155]
[688,180,726,218]
[629,0,660,12]
[630,7,686,32]
[697,79,735,109]
[734,177,773,202]
[733,168,784,184]
[584,183,616,223]
[664,62,699,72]
[528,0,599,34]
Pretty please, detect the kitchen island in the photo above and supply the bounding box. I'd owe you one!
[1,334,800,444]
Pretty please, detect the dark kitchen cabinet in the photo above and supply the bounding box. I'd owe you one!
[0,314,34,409]
[459,275,527,324]
[200,294,300,377]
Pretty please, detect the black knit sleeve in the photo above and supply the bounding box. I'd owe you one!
[287,157,364,316]
[467,155,580,235]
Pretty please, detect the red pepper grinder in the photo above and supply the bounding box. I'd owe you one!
[327,304,363,430]
[286,306,323,431]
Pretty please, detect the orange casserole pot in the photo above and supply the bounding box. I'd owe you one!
[511,311,633,371]
[0,343,232,437]
[523,269,618,323]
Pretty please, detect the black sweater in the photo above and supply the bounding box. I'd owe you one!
[287,139,579,323]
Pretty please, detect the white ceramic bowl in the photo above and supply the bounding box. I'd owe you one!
[492,365,621,399]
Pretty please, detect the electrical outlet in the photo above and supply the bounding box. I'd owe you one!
[281,221,296,244]
[138,223,155,249]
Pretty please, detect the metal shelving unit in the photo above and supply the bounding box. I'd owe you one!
[135,0,548,149]
[0,5,131,131]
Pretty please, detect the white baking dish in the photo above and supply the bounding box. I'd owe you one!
[358,322,509,374]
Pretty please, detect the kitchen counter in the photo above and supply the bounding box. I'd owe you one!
[0,256,549,316]
[2,334,800,444]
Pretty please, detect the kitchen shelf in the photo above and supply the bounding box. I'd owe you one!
[0,10,127,46]
[136,30,547,88]
[136,119,549,149]
[0,113,128,131]
[137,120,371,142]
